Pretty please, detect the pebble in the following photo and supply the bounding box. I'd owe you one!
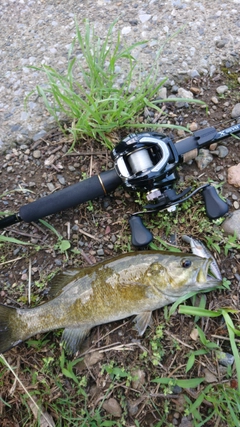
[189,122,198,132]
[222,210,240,239]
[177,88,194,99]
[33,150,41,159]
[216,85,228,95]
[57,174,66,185]
[228,163,240,187]
[215,350,235,367]
[231,103,240,119]
[211,96,218,104]
[102,398,122,418]
[195,149,213,170]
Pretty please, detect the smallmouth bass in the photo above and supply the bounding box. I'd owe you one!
[0,251,221,354]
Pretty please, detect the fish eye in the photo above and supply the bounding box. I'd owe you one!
[181,259,192,268]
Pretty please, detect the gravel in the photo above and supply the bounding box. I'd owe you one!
[0,0,240,151]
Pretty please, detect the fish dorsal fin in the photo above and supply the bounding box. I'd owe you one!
[47,269,80,298]
[61,326,91,354]
[134,311,153,336]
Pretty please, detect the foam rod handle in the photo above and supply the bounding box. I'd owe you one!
[19,169,122,223]
[202,185,229,219]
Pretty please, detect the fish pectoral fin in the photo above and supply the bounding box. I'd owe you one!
[61,325,91,354]
[134,311,153,336]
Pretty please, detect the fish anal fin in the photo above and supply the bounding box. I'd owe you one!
[134,311,153,336]
[61,326,91,354]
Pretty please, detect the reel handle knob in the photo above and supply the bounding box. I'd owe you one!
[129,216,153,247]
[202,185,229,219]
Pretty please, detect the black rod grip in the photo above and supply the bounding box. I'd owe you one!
[19,169,122,223]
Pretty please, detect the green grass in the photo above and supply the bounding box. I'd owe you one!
[26,19,204,150]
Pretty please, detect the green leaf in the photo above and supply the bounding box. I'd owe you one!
[0,235,33,245]
[59,240,71,252]
[185,353,195,373]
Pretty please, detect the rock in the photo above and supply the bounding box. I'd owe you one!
[228,163,240,187]
[211,145,229,158]
[216,145,229,158]
[102,398,122,418]
[216,39,228,48]
[190,87,201,95]
[131,369,146,390]
[216,85,228,95]
[215,350,235,367]
[222,210,240,239]
[231,103,240,119]
[33,150,41,159]
[188,70,200,79]
[189,122,198,132]
[211,96,218,104]
[195,149,213,170]
[203,368,217,383]
[32,130,47,142]
[177,87,194,99]
[139,13,152,23]
[158,87,167,99]
[57,174,66,185]
[234,201,239,209]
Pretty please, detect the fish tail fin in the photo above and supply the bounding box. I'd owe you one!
[0,304,21,354]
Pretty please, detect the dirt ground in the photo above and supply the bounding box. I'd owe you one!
[0,67,240,427]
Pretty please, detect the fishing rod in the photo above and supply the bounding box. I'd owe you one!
[1,123,240,246]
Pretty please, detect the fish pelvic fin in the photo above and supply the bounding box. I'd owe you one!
[61,326,91,354]
[134,311,153,336]
[0,304,21,354]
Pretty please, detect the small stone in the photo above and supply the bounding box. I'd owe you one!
[216,85,228,95]
[234,201,239,209]
[228,163,240,187]
[33,150,41,159]
[57,175,66,185]
[158,87,167,99]
[190,87,201,95]
[189,122,198,132]
[211,96,218,104]
[139,13,152,23]
[121,26,131,35]
[177,87,194,99]
[97,248,104,256]
[231,103,240,119]
[215,350,235,367]
[188,69,200,79]
[222,210,240,239]
[203,368,217,383]
[216,39,228,49]
[32,130,47,142]
[102,398,122,418]
[216,145,229,158]
[195,149,213,170]
[46,183,55,192]
[131,369,146,389]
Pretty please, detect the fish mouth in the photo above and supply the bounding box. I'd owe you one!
[197,258,222,284]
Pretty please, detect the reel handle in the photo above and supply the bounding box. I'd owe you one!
[202,185,229,219]
[129,215,153,247]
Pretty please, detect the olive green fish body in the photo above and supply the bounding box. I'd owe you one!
[0,251,221,354]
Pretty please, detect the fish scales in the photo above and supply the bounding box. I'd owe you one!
[0,251,221,354]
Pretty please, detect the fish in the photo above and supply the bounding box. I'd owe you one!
[0,250,222,354]
[182,235,222,281]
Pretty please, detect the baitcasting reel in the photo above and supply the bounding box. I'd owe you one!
[111,130,231,247]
